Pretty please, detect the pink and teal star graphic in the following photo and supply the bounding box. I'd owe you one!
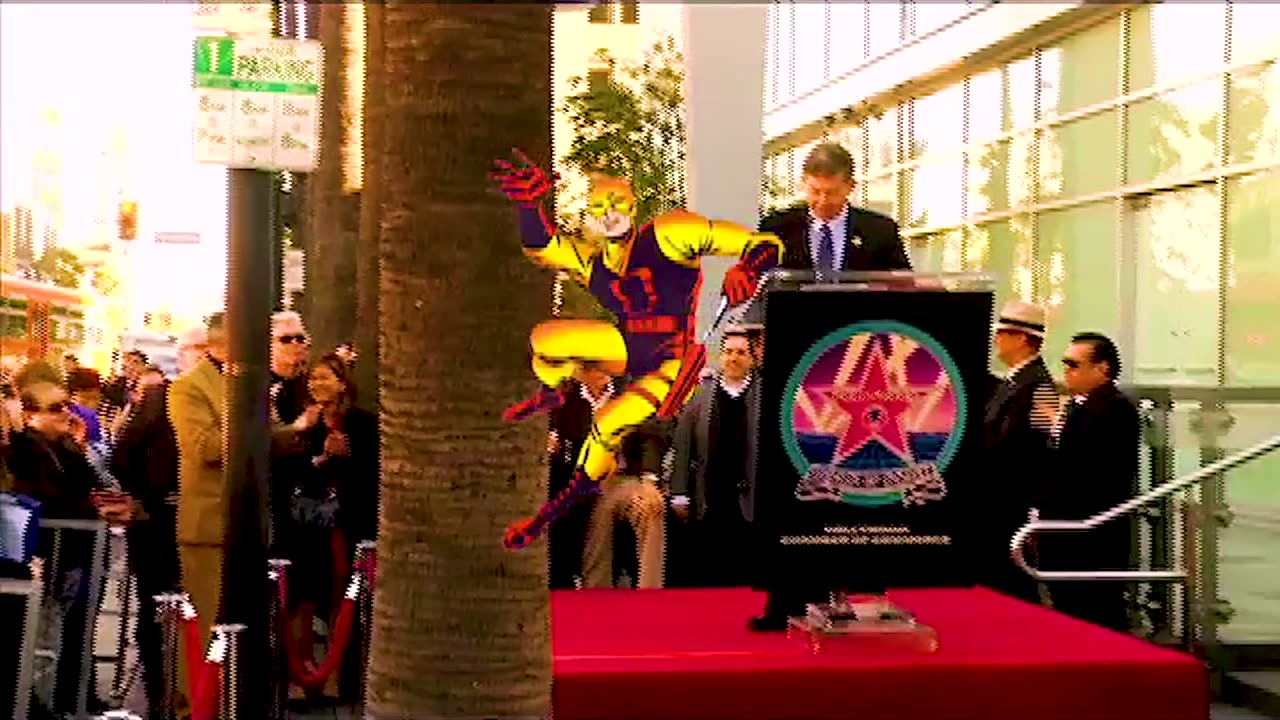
[783,322,965,477]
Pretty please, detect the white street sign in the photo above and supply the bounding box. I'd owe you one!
[193,2,274,36]
[193,36,322,173]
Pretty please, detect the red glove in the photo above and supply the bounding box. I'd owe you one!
[721,243,779,306]
[502,518,538,550]
[490,148,557,205]
[722,263,759,306]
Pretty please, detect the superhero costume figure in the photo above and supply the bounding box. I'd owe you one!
[491,150,782,550]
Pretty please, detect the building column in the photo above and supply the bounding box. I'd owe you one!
[681,3,768,340]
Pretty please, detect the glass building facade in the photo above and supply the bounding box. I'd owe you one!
[762,1,1280,389]
[761,2,1280,646]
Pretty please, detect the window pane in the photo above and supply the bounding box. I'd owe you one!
[1039,110,1120,201]
[1038,202,1119,361]
[1228,62,1280,167]
[1007,55,1037,130]
[827,1,866,79]
[865,173,897,220]
[904,154,964,229]
[1226,170,1280,385]
[1128,3,1225,92]
[1040,14,1122,118]
[775,2,794,103]
[867,2,902,59]
[1231,3,1280,66]
[968,141,1009,215]
[1127,79,1220,185]
[908,229,965,273]
[971,217,1035,309]
[909,83,964,159]
[1131,188,1221,385]
[866,107,898,172]
[1007,130,1036,208]
[792,3,828,95]
[968,67,1005,144]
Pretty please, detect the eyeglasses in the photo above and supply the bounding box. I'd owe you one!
[276,334,308,345]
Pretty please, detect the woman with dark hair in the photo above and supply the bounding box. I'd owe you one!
[285,352,378,698]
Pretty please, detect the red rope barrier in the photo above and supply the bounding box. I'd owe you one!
[190,657,222,720]
[273,550,372,691]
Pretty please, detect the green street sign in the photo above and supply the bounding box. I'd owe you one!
[193,37,320,95]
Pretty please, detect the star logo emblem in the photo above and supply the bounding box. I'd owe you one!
[815,343,920,465]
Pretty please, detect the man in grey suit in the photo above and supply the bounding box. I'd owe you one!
[670,326,759,587]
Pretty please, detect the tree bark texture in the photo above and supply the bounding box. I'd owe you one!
[306,2,360,354]
[356,1,384,411]
[366,5,554,719]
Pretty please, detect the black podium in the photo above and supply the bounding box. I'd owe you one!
[750,271,996,606]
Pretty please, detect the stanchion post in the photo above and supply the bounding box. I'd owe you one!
[214,623,246,720]
[355,540,375,713]
[266,559,291,720]
[153,593,182,720]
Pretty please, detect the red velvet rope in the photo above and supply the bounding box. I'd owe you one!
[180,614,221,720]
[274,551,372,691]
[190,658,222,720]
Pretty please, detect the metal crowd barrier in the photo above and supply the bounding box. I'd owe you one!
[18,518,110,720]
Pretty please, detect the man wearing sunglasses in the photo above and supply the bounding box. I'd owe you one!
[1037,332,1138,632]
[4,381,111,716]
[267,311,313,556]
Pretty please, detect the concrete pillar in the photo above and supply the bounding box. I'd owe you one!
[681,3,768,341]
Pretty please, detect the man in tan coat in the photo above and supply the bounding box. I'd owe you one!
[168,312,228,679]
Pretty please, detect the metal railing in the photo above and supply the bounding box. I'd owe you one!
[1011,432,1280,582]
[15,518,111,720]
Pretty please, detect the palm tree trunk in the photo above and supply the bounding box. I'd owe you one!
[355,1,384,409]
[306,2,361,353]
[366,5,554,719]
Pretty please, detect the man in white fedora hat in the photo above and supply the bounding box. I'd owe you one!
[979,299,1060,604]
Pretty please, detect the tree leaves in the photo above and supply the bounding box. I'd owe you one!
[559,37,685,229]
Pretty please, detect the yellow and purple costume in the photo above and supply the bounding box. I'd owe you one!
[492,154,781,549]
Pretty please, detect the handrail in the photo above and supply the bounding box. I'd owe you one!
[1011,432,1280,581]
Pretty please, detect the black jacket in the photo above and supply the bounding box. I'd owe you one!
[109,383,179,517]
[1039,383,1139,571]
[759,202,912,273]
[982,357,1058,526]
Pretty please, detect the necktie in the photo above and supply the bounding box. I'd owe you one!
[816,222,835,281]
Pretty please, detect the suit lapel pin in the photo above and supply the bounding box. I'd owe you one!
[851,234,863,247]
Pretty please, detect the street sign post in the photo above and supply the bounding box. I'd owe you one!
[193,37,322,172]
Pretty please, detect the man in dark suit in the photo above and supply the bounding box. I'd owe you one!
[746,144,912,631]
[1039,332,1139,633]
[759,142,912,278]
[981,300,1060,604]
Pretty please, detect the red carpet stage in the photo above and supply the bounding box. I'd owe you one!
[552,587,1207,720]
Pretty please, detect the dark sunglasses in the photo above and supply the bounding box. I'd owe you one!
[32,401,68,414]
[276,334,308,345]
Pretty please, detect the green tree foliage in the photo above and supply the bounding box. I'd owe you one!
[34,247,83,289]
[559,36,685,229]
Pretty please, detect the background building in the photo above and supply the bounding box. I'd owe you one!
[552,1,683,214]
[757,0,1279,669]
